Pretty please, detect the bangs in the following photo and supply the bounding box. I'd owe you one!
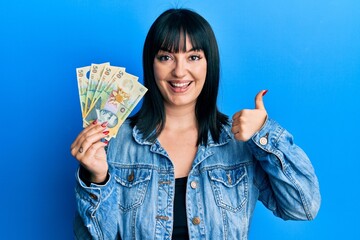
[153,11,207,53]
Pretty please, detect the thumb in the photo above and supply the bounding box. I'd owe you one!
[255,90,268,110]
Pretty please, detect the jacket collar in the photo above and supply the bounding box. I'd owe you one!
[132,123,233,148]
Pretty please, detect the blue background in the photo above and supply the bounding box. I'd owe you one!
[1,0,359,239]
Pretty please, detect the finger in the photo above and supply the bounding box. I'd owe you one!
[233,132,242,141]
[231,124,238,134]
[255,90,268,110]
[77,129,109,154]
[71,120,99,149]
[71,126,108,157]
[82,141,107,160]
[232,111,241,120]
[73,132,108,159]
[232,109,246,122]
[71,120,108,150]
[231,112,243,128]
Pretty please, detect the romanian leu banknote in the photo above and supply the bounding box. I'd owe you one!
[89,66,125,113]
[83,62,110,115]
[76,66,90,117]
[76,63,147,139]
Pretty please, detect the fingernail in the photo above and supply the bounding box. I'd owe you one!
[101,122,108,127]
[103,140,109,145]
[262,90,268,96]
[103,130,109,135]
[92,119,98,125]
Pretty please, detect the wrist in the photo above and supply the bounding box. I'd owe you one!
[79,165,109,186]
[90,172,109,184]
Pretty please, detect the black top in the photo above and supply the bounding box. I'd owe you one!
[172,176,189,239]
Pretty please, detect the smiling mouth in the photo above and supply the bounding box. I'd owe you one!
[169,81,192,88]
[168,81,192,93]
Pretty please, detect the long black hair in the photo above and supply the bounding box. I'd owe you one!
[130,8,229,145]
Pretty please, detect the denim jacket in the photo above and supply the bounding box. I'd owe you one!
[74,118,321,240]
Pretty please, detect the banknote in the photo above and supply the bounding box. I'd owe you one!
[84,67,128,127]
[76,66,90,117]
[83,62,110,115]
[76,63,147,139]
[84,71,147,139]
[90,66,125,112]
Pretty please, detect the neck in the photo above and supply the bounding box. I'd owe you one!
[163,103,197,131]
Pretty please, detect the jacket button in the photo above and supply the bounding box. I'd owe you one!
[89,193,98,200]
[190,181,197,189]
[192,217,201,225]
[127,171,134,182]
[259,137,268,145]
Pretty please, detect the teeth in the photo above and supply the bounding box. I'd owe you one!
[171,82,190,87]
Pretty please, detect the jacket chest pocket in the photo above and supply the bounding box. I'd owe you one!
[208,166,248,213]
[114,168,152,212]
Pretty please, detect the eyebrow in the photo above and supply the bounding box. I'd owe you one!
[158,47,202,53]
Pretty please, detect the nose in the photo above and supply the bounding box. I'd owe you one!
[172,58,186,78]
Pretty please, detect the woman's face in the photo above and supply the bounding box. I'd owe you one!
[153,36,207,109]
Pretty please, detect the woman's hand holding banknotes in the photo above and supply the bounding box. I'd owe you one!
[71,120,109,184]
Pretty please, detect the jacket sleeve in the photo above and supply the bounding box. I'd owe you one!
[73,165,120,239]
[246,118,321,220]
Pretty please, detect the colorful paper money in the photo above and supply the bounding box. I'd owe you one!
[76,62,147,139]
[76,66,90,117]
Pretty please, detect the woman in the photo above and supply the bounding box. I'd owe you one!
[71,8,321,239]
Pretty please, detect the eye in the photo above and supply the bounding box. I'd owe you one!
[189,54,202,61]
[156,54,172,62]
